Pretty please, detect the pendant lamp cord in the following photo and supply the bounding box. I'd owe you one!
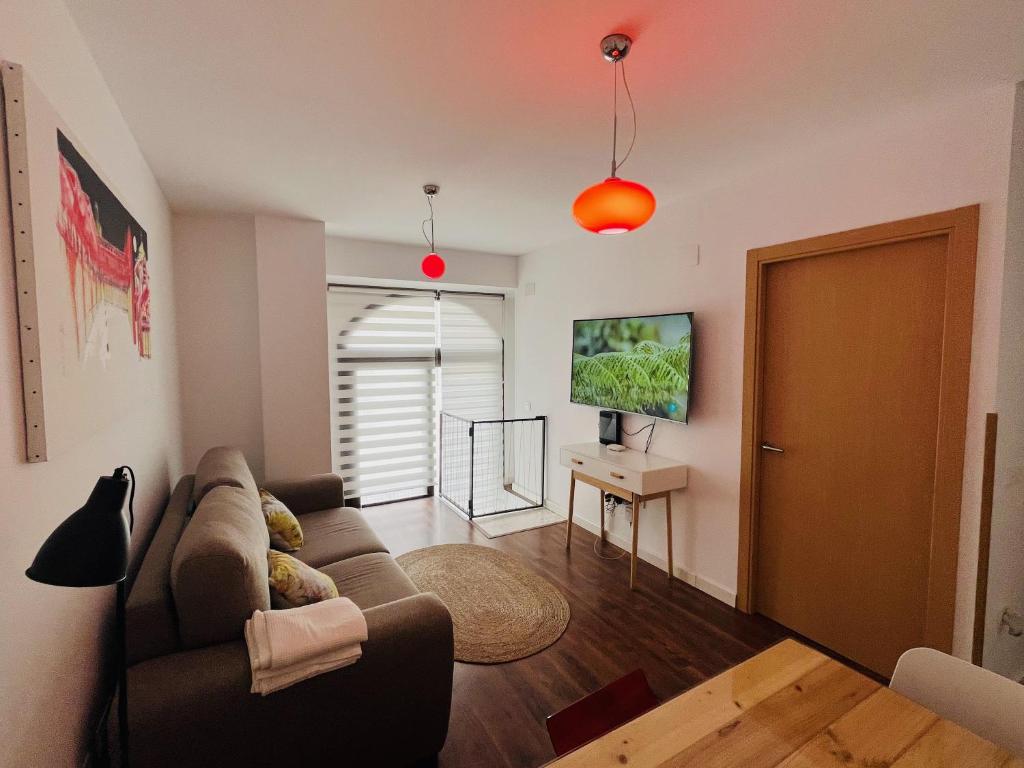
[611,60,618,177]
[610,60,638,178]
[114,465,136,533]
[421,195,436,252]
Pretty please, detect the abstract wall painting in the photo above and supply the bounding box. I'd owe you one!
[3,61,155,462]
[57,130,151,362]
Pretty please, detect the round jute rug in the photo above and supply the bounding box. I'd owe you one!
[395,543,570,664]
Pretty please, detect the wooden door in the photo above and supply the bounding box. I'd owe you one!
[737,207,979,677]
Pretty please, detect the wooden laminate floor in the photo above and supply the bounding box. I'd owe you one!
[363,497,790,768]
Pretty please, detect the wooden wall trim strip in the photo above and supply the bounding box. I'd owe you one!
[1,61,48,462]
[973,412,998,665]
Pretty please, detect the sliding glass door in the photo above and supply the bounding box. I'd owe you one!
[326,286,504,507]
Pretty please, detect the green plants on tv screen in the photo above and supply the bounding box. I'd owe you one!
[571,313,693,422]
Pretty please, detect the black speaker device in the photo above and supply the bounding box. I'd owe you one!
[598,410,621,445]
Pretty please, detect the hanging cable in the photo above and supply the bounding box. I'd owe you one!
[617,61,638,172]
[610,59,639,177]
[594,529,628,560]
[623,418,657,453]
[594,416,655,560]
[421,195,436,251]
[611,59,618,177]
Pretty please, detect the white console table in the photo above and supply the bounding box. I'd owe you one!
[559,442,689,589]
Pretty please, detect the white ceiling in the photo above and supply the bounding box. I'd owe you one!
[68,0,1024,255]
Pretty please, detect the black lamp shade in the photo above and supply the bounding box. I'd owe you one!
[26,474,130,587]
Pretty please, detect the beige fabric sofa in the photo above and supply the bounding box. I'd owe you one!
[123,447,454,767]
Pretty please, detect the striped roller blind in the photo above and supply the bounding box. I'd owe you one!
[439,293,505,514]
[439,293,504,421]
[327,287,439,506]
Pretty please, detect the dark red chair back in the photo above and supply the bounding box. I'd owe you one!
[545,669,659,756]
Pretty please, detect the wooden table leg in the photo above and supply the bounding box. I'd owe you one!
[665,492,674,581]
[630,495,640,589]
[599,487,605,542]
[565,472,576,549]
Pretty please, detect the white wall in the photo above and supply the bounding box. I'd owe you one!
[172,214,334,481]
[326,235,517,288]
[172,215,264,478]
[255,216,332,479]
[986,81,1024,679]
[0,1,182,766]
[517,83,1016,659]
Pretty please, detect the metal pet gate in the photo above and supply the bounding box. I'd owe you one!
[439,413,547,518]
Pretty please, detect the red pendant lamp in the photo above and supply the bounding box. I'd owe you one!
[420,184,446,279]
[573,33,655,235]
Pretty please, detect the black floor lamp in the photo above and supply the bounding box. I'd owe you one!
[26,466,135,768]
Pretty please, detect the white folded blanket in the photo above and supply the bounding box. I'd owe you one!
[245,597,369,696]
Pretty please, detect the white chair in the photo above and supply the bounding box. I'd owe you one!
[890,647,1024,756]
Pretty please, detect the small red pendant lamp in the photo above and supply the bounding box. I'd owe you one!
[421,251,445,279]
[573,34,655,235]
[420,184,446,279]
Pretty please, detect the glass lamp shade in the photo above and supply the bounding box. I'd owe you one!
[572,177,656,234]
[421,252,446,280]
[26,474,130,587]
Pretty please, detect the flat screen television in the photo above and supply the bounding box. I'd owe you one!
[571,312,694,423]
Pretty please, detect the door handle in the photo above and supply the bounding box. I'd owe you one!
[760,443,784,453]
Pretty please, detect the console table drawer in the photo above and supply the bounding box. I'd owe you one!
[598,464,641,493]
[560,444,688,496]
[560,450,643,494]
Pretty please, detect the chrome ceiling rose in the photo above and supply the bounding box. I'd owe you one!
[600,33,632,63]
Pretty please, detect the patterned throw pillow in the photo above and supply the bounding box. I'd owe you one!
[259,489,303,551]
[267,550,339,609]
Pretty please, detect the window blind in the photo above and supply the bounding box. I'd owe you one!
[438,293,504,421]
[439,293,505,513]
[327,286,506,508]
[327,288,438,506]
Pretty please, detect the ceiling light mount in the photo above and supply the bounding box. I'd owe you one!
[423,183,440,197]
[600,33,632,63]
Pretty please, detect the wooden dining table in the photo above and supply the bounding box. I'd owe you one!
[545,639,1022,767]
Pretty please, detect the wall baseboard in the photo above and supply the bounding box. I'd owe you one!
[543,499,737,607]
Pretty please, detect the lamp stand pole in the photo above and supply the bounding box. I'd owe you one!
[116,579,129,768]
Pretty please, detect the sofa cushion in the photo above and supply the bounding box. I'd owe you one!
[260,489,303,551]
[171,485,271,648]
[293,507,388,568]
[319,553,418,610]
[268,550,339,608]
[191,446,259,506]
[126,475,193,666]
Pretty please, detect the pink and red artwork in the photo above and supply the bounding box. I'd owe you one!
[56,130,150,360]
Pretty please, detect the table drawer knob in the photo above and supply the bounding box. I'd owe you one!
[610,472,625,480]
[571,458,584,466]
